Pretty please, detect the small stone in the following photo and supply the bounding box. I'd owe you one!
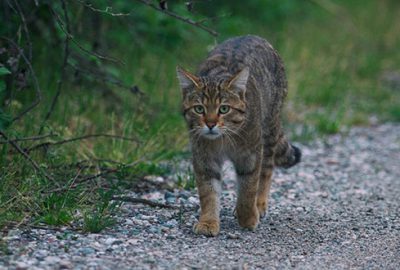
[15,262,29,270]
[79,247,95,255]
[44,256,60,264]
[165,219,178,228]
[59,260,73,269]
[227,233,241,240]
[125,219,134,226]
[104,237,118,245]
[148,227,160,234]
[112,240,124,245]
[166,235,176,240]
[188,197,199,204]
[127,239,139,245]
[35,250,48,260]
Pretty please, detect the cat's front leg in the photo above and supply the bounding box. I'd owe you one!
[192,157,222,237]
[233,149,262,230]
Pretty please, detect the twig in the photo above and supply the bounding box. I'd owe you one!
[75,159,143,182]
[135,0,218,37]
[76,0,131,16]
[11,0,33,61]
[27,133,140,152]
[1,221,80,232]
[0,130,54,181]
[50,6,124,64]
[40,0,71,132]
[68,62,144,95]
[1,37,42,122]
[0,133,55,144]
[112,196,177,209]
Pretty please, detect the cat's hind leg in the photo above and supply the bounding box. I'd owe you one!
[233,148,262,230]
[257,155,274,218]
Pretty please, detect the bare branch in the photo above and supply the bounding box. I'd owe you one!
[40,0,71,132]
[1,37,42,122]
[10,0,33,61]
[0,133,55,144]
[68,62,144,95]
[135,0,218,37]
[0,130,54,182]
[112,196,177,209]
[50,6,124,64]
[75,158,143,182]
[76,0,131,16]
[27,133,140,152]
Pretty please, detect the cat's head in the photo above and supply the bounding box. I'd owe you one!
[176,66,249,140]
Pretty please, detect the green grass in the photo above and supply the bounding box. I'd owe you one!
[1,0,400,231]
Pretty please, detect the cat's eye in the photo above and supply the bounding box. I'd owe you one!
[219,105,230,114]
[193,105,205,114]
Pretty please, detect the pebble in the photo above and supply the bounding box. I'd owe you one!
[59,260,73,269]
[15,262,30,270]
[226,233,241,240]
[78,247,95,255]
[44,256,60,264]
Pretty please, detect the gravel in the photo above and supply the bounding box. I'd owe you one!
[1,123,400,269]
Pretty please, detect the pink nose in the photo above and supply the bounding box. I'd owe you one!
[206,122,216,129]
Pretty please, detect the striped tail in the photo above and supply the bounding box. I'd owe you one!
[274,138,302,168]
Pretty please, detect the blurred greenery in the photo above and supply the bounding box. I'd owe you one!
[0,0,399,230]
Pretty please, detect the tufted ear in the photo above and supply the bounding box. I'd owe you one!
[176,66,201,90]
[227,67,249,92]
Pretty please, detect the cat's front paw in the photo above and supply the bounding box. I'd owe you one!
[193,220,220,236]
[237,206,259,230]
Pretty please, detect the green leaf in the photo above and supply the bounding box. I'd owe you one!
[0,67,11,76]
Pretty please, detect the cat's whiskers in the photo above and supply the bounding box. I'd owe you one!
[224,126,246,142]
[222,127,237,147]
[188,128,202,145]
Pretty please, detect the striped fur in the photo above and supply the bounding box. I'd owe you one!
[177,35,301,236]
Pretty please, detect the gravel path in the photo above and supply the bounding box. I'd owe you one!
[2,123,400,269]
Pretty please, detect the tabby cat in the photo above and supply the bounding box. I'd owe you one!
[176,35,301,236]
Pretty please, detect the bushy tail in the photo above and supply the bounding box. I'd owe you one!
[274,138,301,168]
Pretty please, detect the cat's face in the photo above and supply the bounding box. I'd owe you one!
[177,67,249,140]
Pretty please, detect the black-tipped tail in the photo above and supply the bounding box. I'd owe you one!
[274,142,302,169]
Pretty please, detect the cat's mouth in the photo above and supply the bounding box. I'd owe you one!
[203,132,221,140]
[200,126,222,139]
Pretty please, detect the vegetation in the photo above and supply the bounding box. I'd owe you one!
[1,0,399,231]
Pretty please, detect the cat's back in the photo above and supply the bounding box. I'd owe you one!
[199,35,287,95]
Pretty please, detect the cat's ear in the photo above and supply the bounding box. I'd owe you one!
[227,67,249,92]
[176,66,201,89]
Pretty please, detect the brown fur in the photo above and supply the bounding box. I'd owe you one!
[177,35,301,236]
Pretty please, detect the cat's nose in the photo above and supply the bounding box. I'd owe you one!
[206,122,217,129]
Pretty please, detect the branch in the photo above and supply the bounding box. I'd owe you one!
[50,6,124,64]
[40,0,71,132]
[0,133,55,144]
[0,130,54,182]
[135,0,218,37]
[1,37,42,122]
[112,196,177,209]
[76,158,143,181]
[76,0,131,16]
[68,62,144,95]
[27,133,140,152]
[11,0,33,61]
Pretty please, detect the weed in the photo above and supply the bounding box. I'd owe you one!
[82,189,120,233]
[176,167,196,190]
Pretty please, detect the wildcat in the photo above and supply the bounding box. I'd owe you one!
[176,35,301,236]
